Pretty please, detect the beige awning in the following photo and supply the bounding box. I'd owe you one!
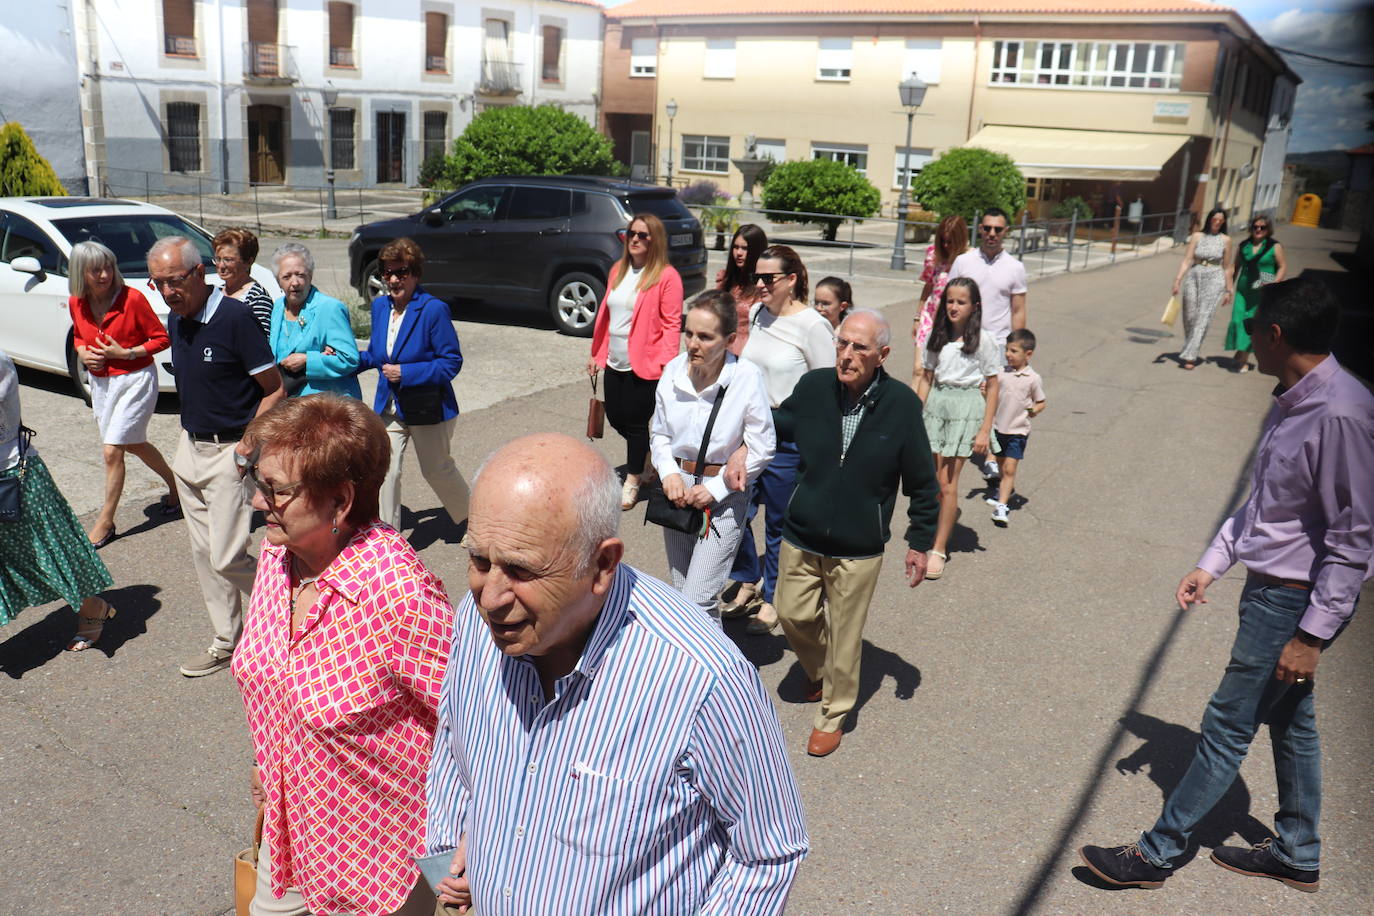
[966,126,1189,182]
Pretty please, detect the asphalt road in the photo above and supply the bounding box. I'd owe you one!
[1,226,1368,915]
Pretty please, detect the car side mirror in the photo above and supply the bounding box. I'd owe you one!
[422,210,443,227]
[9,256,45,277]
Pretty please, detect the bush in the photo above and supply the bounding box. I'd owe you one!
[909,147,1024,223]
[418,150,450,190]
[1051,195,1093,220]
[761,159,881,241]
[443,105,623,186]
[0,122,66,196]
[678,180,723,205]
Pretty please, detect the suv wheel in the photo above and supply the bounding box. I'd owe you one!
[358,258,386,302]
[67,337,93,405]
[549,271,603,337]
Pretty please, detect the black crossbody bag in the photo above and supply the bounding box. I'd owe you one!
[0,424,35,523]
[644,386,728,536]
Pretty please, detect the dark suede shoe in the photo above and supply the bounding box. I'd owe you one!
[1211,839,1319,893]
[1079,843,1170,889]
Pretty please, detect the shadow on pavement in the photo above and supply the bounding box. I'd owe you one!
[404,507,467,552]
[0,583,162,678]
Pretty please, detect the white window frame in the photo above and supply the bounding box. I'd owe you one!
[704,38,735,79]
[903,39,942,85]
[681,134,730,174]
[754,138,785,163]
[990,39,1183,91]
[631,37,656,77]
[812,143,867,176]
[817,38,852,81]
[892,146,933,190]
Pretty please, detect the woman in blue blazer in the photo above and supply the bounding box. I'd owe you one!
[356,237,468,530]
[269,243,362,399]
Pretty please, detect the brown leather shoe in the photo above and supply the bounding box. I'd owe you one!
[807,728,842,757]
[804,680,823,702]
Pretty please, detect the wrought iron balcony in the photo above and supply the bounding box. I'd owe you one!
[164,35,196,56]
[426,55,447,73]
[329,46,356,68]
[244,42,298,84]
[478,59,522,95]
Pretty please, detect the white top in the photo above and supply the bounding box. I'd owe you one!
[948,249,1028,345]
[922,333,1002,387]
[739,304,836,408]
[385,304,406,356]
[0,349,33,469]
[605,265,643,372]
[650,353,776,504]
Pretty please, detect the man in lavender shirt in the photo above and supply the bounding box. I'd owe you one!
[1081,277,1373,895]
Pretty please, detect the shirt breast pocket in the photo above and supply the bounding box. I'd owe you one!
[552,772,645,858]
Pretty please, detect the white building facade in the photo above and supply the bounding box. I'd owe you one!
[1253,73,1297,219]
[62,0,603,195]
[0,3,88,193]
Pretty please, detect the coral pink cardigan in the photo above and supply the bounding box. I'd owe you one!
[590,262,684,380]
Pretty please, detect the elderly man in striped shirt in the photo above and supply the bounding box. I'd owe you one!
[426,433,808,914]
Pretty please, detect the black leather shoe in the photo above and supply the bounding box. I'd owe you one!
[1211,839,1319,893]
[1079,843,1170,889]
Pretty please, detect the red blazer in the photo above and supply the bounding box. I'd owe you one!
[590,263,683,380]
[68,285,170,376]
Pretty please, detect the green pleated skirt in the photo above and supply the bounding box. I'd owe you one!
[0,455,113,624]
[924,385,1001,458]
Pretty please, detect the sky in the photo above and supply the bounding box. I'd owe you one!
[599,0,1373,154]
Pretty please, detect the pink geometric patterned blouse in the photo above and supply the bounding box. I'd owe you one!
[232,523,453,916]
[916,243,953,352]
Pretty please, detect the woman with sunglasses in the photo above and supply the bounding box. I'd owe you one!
[233,394,452,916]
[213,227,274,336]
[1171,207,1234,370]
[732,244,835,633]
[1226,217,1286,373]
[715,223,768,354]
[587,213,685,510]
[358,237,469,532]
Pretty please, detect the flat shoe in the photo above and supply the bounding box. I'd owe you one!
[159,495,182,516]
[719,583,760,618]
[90,526,118,549]
[925,549,947,580]
[67,599,116,652]
[745,602,779,635]
[620,479,640,511]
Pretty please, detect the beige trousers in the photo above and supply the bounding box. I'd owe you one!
[775,540,884,733]
[172,432,256,653]
[380,412,470,531]
[250,834,441,916]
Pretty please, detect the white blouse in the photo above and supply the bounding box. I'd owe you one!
[739,304,836,408]
[921,333,1002,387]
[605,265,643,372]
[650,353,776,505]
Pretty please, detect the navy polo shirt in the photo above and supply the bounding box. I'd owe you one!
[167,289,276,435]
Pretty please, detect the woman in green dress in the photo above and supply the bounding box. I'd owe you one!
[1227,216,1287,373]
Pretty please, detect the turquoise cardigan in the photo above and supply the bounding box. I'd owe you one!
[269,288,362,398]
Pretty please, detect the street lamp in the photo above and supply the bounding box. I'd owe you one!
[322,81,340,219]
[665,98,679,186]
[889,75,928,270]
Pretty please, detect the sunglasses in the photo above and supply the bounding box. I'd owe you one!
[380,266,412,279]
[1250,224,1270,232]
[752,272,788,286]
[624,230,652,242]
[980,225,1007,234]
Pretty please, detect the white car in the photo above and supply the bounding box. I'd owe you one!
[0,196,281,401]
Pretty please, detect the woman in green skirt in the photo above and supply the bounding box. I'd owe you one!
[1227,216,1287,373]
[0,349,116,651]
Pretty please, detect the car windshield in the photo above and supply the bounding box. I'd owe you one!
[620,194,693,222]
[50,215,215,275]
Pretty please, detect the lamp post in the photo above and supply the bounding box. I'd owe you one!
[322,82,340,219]
[889,76,928,270]
[665,98,678,186]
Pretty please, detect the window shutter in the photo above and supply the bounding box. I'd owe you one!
[328,3,352,51]
[426,13,446,59]
[163,0,195,39]
[542,26,562,81]
[246,0,277,44]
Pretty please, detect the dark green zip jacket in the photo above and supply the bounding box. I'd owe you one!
[776,366,938,558]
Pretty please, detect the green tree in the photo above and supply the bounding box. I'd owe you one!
[443,105,623,185]
[909,147,1024,222]
[760,158,881,241]
[0,122,67,196]
[1051,195,1093,220]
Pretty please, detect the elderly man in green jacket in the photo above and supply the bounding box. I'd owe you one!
[773,307,939,758]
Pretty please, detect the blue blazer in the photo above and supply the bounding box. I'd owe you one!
[358,287,462,422]
[269,288,362,398]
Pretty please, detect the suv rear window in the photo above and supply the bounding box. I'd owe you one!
[620,194,693,222]
[52,215,214,275]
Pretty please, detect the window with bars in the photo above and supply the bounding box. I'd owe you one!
[426,12,448,72]
[991,40,1184,90]
[163,0,196,56]
[813,143,867,176]
[423,111,447,163]
[542,25,562,82]
[681,135,730,173]
[166,102,201,172]
[329,107,355,170]
[328,2,354,67]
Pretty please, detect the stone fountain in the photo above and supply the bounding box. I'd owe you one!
[731,135,771,207]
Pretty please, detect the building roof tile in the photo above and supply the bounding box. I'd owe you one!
[608,0,1231,19]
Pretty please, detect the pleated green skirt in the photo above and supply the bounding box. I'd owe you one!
[923,385,1001,458]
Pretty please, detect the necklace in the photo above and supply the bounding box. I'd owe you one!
[289,555,320,620]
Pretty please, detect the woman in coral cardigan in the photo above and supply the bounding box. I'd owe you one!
[587,212,684,509]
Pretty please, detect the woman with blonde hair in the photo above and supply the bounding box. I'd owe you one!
[587,212,685,509]
[914,215,968,350]
[67,240,179,547]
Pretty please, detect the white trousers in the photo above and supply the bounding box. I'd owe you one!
[662,490,747,623]
[380,412,470,531]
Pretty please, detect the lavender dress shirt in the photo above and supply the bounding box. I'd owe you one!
[1197,356,1374,639]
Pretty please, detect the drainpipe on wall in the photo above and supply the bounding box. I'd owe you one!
[965,14,981,141]
[217,0,229,193]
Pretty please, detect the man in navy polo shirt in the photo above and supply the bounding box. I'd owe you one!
[148,237,283,677]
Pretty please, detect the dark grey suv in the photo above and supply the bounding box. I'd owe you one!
[348,176,708,336]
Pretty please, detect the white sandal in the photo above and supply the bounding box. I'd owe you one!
[925,550,948,580]
[620,478,640,511]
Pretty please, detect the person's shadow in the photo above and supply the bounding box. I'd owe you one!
[404,507,467,551]
[0,584,163,678]
[767,639,920,733]
[1072,710,1272,888]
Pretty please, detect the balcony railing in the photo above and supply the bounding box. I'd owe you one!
[244,42,297,83]
[329,46,355,68]
[426,55,447,73]
[164,34,196,56]
[478,59,522,95]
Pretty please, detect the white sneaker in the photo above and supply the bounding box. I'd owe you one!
[992,503,1009,527]
[984,494,1001,507]
[980,458,1001,481]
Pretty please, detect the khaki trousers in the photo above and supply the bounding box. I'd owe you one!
[380,413,470,531]
[172,431,256,653]
[250,832,442,916]
[775,540,884,733]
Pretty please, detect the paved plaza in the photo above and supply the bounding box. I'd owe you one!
[1,226,1369,915]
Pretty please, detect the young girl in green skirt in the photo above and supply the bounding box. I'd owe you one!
[914,278,1001,581]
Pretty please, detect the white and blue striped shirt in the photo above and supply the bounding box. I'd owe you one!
[427,564,808,915]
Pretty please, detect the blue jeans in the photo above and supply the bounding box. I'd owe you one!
[1138,577,1322,871]
[728,437,800,603]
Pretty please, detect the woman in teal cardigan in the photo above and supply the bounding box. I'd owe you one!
[268,243,361,398]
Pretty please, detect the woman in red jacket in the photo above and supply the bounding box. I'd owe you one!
[587,213,684,509]
[68,241,179,547]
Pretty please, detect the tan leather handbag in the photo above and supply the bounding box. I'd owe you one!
[234,809,264,916]
[586,374,605,439]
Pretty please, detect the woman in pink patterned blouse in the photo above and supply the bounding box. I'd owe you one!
[232,394,452,916]
[914,215,968,351]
